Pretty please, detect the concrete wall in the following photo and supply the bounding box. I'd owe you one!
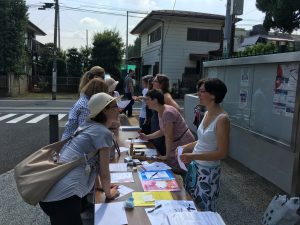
[8,74,29,97]
[198,52,300,194]
[184,94,199,134]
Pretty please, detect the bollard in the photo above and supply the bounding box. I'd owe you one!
[49,114,59,144]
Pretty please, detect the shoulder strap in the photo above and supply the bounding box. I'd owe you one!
[71,124,93,138]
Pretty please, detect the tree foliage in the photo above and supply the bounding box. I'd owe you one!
[91,29,124,76]
[128,37,141,58]
[256,0,300,33]
[66,48,83,77]
[80,47,92,72]
[0,0,28,74]
[38,43,66,77]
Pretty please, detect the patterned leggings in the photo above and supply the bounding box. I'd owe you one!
[184,161,221,211]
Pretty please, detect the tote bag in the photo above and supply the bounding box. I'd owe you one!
[14,126,97,206]
[262,194,300,225]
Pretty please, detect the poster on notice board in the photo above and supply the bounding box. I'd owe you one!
[272,63,299,117]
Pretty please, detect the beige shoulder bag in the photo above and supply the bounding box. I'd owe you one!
[14,126,97,206]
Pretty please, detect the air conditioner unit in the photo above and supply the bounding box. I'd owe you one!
[230,0,244,15]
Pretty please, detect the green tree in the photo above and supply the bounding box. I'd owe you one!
[91,29,124,75]
[256,0,300,33]
[66,48,83,77]
[80,47,92,72]
[0,0,28,74]
[128,37,141,58]
[38,43,66,77]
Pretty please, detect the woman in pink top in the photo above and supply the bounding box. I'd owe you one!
[139,89,195,174]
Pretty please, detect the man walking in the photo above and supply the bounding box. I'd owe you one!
[123,69,135,117]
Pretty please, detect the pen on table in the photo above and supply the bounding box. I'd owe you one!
[148,204,162,213]
[150,172,158,179]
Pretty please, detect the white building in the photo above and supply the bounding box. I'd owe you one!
[131,10,225,89]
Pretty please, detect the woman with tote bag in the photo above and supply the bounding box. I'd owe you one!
[39,93,120,225]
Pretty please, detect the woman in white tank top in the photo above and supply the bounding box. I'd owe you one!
[179,78,230,211]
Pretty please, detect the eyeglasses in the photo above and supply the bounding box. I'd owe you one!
[108,105,118,109]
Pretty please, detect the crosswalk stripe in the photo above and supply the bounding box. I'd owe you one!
[58,114,67,120]
[26,114,49,123]
[6,114,34,123]
[0,113,17,121]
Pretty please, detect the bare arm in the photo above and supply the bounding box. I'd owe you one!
[180,115,230,164]
[99,147,119,199]
[139,129,164,140]
[181,141,198,153]
[158,121,173,160]
[164,93,180,111]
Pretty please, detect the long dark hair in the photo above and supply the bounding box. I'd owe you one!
[155,74,169,94]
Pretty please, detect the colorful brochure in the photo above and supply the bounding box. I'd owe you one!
[132,191,173,207]
[141,180,180,192]
[139,170,175,181]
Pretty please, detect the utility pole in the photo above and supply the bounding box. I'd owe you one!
[58,3,60,49]
[126,11,129,72]
[223,0,232,57]
[86,29,88,48]
[223,0,244,57]
[52,0,59,100]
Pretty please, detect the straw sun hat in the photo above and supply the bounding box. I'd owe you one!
[88,92,117,119]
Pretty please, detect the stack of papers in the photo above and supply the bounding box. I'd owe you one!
[145,200,197,225]
[109,163,128,172]
[110,172,134,183]
[95,202,128,225]
[125,138,148,143]
[140,162,171,171]
[166,211,226,225]
[132,191,173,206]
[120,126,141,131]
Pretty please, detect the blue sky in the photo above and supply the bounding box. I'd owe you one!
[26,0,266,50]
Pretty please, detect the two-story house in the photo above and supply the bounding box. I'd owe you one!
[1,20,46,96]
[131,10,225,92]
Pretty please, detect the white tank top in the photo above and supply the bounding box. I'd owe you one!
[193,112,225,167]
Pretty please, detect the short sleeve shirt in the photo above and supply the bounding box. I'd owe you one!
[43,120,113,202]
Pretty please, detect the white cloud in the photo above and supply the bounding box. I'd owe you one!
[80,17,102,28]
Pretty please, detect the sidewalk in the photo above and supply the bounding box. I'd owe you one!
[0,115,283,225]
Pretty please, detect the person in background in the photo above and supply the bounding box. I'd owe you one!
[105,77,120,98]
[62,79,108,140]
[40,93,120,225]
[179,78,230,212]
[133,75,153,129]
[123,69,135,117]
[78,66,105,93]
[150,74,180,155]
[139,89,195,175]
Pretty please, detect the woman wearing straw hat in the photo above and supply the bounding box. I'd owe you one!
[39,93,120,225]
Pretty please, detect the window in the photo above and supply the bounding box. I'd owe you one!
[187,28,221,43]
[148,27,161,44]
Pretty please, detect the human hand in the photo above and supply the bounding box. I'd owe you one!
[180,153,193,164]
[106,186,120,202]
[157,155,167,161]
[138,133,148,140]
